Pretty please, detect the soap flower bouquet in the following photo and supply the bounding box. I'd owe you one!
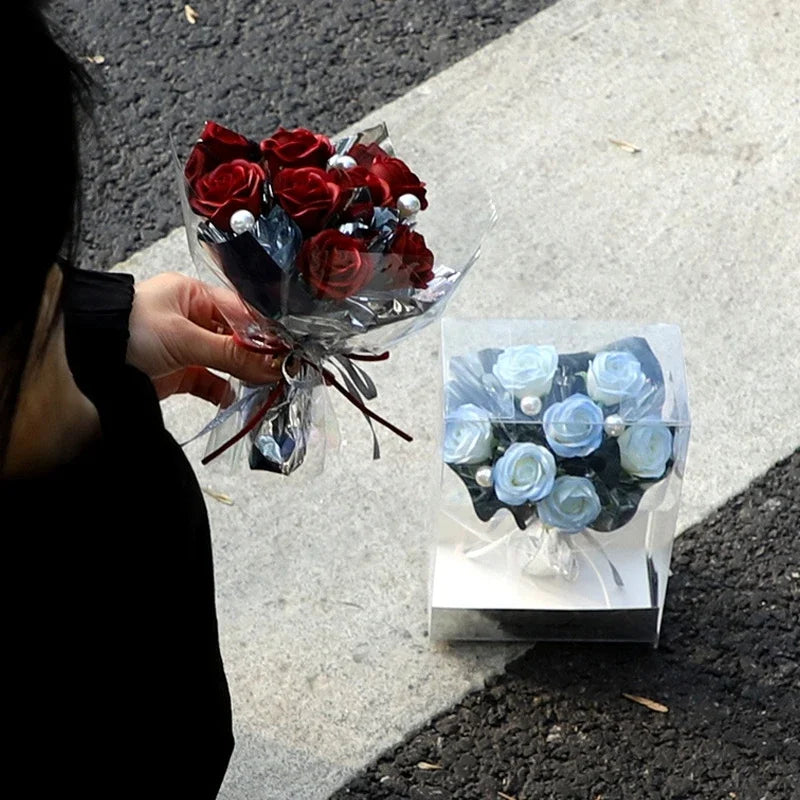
[444,337,676,587]
[179,120,490,474]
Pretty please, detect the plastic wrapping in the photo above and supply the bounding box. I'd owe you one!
[178,121,493,474]
[430,319,691,644]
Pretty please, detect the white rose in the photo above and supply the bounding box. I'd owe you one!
[492,345,558,399]
[443,404,494,464]
[618,422,673,479]
[587,350,646,406]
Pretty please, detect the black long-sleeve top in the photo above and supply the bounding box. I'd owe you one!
[2,268,233,798]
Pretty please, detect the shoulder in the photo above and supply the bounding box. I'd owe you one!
[62,266,135,394]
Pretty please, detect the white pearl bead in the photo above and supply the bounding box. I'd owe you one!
[397,193,422,218]
[604,414,626,437]
[475,466,494,488]
[328,154,357,170]
[519,395,542,417]
[230,209,256,234]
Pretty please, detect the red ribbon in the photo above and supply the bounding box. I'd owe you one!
[201,338,412,466]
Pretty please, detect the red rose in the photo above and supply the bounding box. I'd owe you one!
[347,142,391,168]
[382,225,435,289]
[188,159,265,231]
[368,156,428,210]
[333,166,392,208]
[185,121,259,186]
[260,127,335,175]
[328,167,392,219]
[198,120,259,164]
[297,230,373,301]
[273,167,343,235]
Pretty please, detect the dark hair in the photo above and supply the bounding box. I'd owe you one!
[0,4,91,464]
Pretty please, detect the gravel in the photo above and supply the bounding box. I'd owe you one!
[49,0,555,269]
[331,450,800,800]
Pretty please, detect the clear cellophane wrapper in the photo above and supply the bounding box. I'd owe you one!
[178,122,494,475]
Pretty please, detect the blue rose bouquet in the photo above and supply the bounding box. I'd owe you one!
[444,337,675,544]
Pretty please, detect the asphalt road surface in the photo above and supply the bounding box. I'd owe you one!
[53,0,555,268]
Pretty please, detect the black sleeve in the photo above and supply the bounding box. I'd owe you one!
[62,265,135,400]
[7,265,233,796]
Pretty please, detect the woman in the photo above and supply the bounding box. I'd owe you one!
[1,5,280,796]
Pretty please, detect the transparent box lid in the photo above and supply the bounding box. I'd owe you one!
[441,318,690,428]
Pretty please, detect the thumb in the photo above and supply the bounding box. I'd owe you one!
[173,321,284,384]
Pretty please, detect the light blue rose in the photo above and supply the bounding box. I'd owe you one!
[443,404,494,464]
[586,350,647,406]
[618,422,673,479]
[542,393,604,457]
[492,345,558,398]
[493,443,556,506]
[537,476,602,532]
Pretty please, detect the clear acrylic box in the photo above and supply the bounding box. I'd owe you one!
[430,319,690,644]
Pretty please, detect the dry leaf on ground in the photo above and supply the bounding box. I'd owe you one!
[184,4,199,24]
[202,487,233,505]
[608,137,642,153]
[622,693,669,712]
[85,54,105,64]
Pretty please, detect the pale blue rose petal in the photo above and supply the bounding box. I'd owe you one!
[587,350,647,406]
[493,443,556,506]
[443,404,494,465]
[618,422,672,478]
[542,393,604,458]
[492,345,558,399]
[537,475,602,533]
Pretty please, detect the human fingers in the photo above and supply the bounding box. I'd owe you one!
[184,279,290,352]
[170,320,285,384]
[183,278,255,336]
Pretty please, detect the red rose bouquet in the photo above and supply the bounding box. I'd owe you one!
[178,121,489,474]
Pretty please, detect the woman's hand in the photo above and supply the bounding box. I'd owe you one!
[127,273,283,405]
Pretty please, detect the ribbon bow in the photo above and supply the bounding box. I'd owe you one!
[198,333,412,466]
